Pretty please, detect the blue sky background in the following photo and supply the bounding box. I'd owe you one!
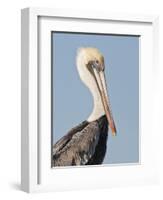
[52,32,139,164]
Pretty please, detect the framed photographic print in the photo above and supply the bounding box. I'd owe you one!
[21,8,159,193]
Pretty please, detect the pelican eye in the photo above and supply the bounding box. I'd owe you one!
[87,60,102,74]
[91,60,99,68]
[95,60,99,64]
[92,60,102,72]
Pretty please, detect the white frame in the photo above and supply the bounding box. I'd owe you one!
[21,7,159,193]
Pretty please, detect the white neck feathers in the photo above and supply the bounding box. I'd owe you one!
[87,85,105,122]
[77,56,105,122]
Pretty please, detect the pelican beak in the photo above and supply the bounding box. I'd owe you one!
[93,67,117,136]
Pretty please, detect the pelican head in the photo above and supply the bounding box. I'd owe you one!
[76,47,116,136]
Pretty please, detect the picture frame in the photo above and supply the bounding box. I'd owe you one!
[21,7,159,193]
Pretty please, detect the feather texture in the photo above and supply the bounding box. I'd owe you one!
[52,115,108,167]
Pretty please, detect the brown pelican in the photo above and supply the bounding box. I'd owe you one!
[52,47,116,167]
